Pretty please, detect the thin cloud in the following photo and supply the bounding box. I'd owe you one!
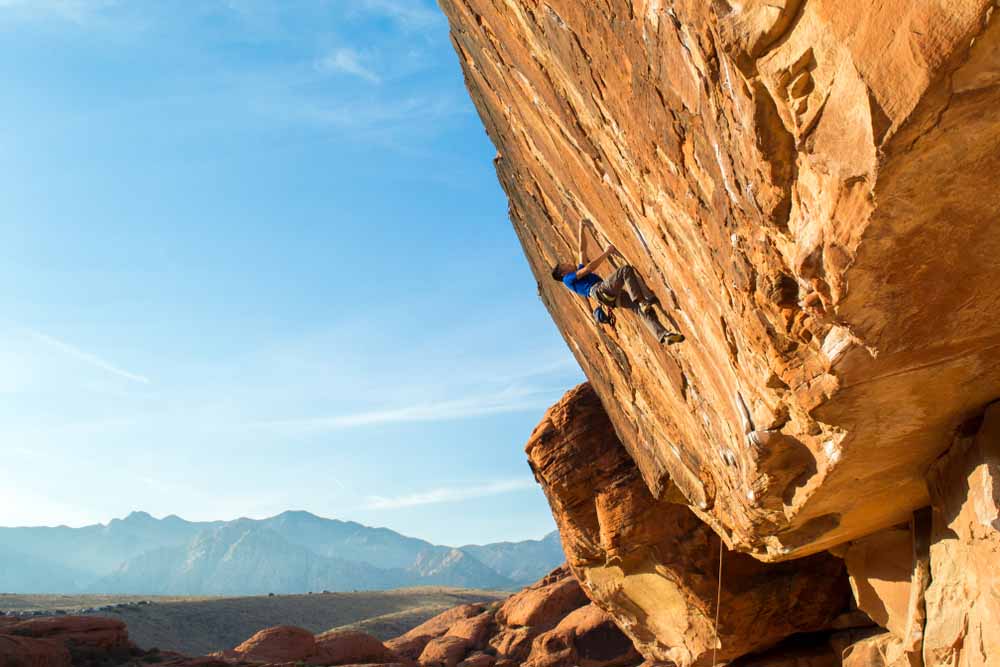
[286,93,468,132]
[316,48,381,84]
[356,0,444,31]
[26,330,151,385]
[364,479,537,510]
[248,386,555,434]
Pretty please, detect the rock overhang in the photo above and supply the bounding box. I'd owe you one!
[438,0,1000,561]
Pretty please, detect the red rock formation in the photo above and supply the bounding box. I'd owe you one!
[4,617,131,654]
[0,636,71,667]
[386,604,487,662]
[524,605,639,667]
[490,567,589,662]
[445,614,493,651]
[438,0,1000,562]
[314,630,400,666]
[495,569,588,630]
[374,568,638,667]
[219,626,399,667]
[224,626,318,664]
[526,384,849,666]
[419,636,470,667]
[0,616,149,667]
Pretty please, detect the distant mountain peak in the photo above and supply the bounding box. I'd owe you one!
[0,511,562,595]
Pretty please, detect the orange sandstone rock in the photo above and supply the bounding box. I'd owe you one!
[418,636,470,667]
[439,0,1000,562]
[386,605,486,663]
[314,630,399,666]
[524,604,639,667]
[226,626,317,664]
[5,617,131,654]
[526,385,849,666]
[845,528,914,637]
[923,404,1000,667]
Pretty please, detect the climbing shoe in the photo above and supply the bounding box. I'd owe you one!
[661,332,686,345]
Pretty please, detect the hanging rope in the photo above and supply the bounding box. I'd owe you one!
[712,540,724,667]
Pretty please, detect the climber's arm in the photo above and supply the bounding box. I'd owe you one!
[576,244,617,279]
[577,219,589,266]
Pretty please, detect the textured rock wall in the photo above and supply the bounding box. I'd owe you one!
[525,384,849,666]
[438,0,1000,560]
[922,404,1000,667]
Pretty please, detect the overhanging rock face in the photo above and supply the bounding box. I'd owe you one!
[438,0,1000,559]
[525,384,849,667]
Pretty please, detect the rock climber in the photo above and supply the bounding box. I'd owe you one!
[550,218,685,345]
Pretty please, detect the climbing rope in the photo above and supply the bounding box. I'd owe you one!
[712,540,724,667]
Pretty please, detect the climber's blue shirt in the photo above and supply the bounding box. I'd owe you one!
[563,264,602,297]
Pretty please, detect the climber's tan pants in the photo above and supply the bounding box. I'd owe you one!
[593,266,670,340]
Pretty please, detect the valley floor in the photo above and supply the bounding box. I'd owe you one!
[0,588,506,655]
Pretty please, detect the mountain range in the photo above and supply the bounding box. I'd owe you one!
[0,511,564,595]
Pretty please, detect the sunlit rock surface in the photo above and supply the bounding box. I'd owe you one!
[923,404,1000,667]
[438,0,1000,561]
[525,384,849,666]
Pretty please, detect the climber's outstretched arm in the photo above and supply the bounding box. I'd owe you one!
[577,218,589,266]
[576,244,617,279]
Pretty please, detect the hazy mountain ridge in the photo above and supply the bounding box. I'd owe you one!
[0,511,562,595]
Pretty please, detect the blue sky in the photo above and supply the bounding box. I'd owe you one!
[0,0,583,546]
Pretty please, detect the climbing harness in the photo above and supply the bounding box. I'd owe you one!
[712,541,724,667]
[596,288,617,307]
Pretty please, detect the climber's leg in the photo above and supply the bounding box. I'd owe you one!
[638,307,685,345]
[595,266,652,307]
[618,265,656,304]
[595,266,684,345]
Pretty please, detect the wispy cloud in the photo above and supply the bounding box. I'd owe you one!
[277,92,468,135]
[247,385,555,434]
[26,330,150,385]
[356,0,444,31]
[316,48,381,84]
[364,479,537,510]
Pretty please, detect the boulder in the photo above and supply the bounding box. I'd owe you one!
[314,630,399,666]
[923,404,1000,667]
[458,653,494,667]
[4,617,132,660]
[525,604,639,667]
[418,636,470,667]
[387,605,485,662]
[445,614,493,651]
[488,629,534,663]
[526,385,850,666]
[439,0,1000,562]
[495,569,588,630]
[226,626,316,664]
[490,567,589,661]
[0,636,71,667]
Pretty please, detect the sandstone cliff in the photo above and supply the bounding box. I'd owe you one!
[438,0,1000,561]
[524,385,1000,666]
[525,384,850,666]
[437,1,1000,664]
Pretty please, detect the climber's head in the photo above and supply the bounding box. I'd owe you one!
[551,263,574,282]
